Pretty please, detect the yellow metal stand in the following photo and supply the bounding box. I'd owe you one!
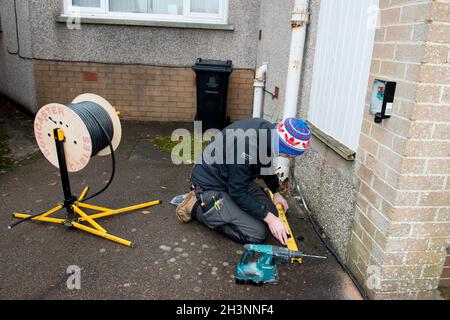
[267,189,302,264]
[13,187,161,247]
[12,128,161,248]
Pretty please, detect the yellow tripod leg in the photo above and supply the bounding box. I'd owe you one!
[13,205,65,224]
[72,205,107,233]
[13,205,63,219]
[13,213,65,224]
[78,187,89,201]
[40,205,64,218]
[78,200,161,221]
[77,202,112,212]
[71,222,132,247]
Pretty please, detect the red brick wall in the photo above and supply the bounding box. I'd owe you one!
[440,247,450,288]
[34,60,254,122]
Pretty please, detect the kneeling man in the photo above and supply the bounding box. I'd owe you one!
[176,118,311,245]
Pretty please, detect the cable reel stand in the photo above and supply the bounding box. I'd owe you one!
[10,93,161,247]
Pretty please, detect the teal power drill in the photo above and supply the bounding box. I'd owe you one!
[235,244,326,286]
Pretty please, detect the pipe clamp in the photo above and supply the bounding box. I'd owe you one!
[291,9,310,27]
[253,81,266,88]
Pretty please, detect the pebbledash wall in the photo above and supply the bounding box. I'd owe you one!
[0,0,37,110]
[0,0,260,120]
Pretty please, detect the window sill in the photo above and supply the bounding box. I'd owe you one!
[56,15,234,31]
[306,121,356,161]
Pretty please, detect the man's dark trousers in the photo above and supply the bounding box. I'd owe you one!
[192,182,278,244]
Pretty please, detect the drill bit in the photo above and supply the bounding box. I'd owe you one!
[302,253,327,259]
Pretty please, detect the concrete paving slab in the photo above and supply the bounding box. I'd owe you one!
[0,104,362,300]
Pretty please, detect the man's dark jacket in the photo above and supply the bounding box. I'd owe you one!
[191,118,279,221]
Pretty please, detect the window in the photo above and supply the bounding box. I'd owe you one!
[63,0,228,24]
[109,0,184,15]
[73,0,101,7]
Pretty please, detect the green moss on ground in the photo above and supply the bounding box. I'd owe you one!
[0,95,40,171]
[154,135,179,155]
[0,134,39,171]
[0,134,14,170]
[153,134,208,163]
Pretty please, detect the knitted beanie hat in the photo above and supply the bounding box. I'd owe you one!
[276,118,311,157]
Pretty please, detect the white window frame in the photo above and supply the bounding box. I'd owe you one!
[63,0,228,24]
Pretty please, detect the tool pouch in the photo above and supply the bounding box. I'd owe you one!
[193,192,228,230]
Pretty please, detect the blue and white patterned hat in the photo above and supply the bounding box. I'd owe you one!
[276,118,311,156]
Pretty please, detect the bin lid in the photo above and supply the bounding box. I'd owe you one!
[192,58,233,73]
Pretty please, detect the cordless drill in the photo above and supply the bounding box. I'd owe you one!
[235,244,304,286]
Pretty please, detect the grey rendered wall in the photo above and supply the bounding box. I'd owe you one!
[258,0,358,260]
[28,0,260,68]
[0,0,37,112]
[256,0,294,122]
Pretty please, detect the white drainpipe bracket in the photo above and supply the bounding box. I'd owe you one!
[291,8,310,27]
[255,63,268,82]
[253,81,265,88]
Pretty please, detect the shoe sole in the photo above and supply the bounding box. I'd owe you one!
[176,209,190,223]
[176,192,196,223]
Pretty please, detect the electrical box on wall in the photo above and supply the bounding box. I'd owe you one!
[370,79,397,123]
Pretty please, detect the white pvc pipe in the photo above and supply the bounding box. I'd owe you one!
[252,63,268,118]
[277,0,310,181]
[283,0,310,119]
[252,85,265,118]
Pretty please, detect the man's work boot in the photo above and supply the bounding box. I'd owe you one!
[176,191,197,223]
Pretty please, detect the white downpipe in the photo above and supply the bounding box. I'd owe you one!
[252,63,268,118]
[277,0,310,181]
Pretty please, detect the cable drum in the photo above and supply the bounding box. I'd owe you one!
[34,93,122,172]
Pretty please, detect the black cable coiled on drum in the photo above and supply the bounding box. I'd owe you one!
[65,101,116,202]
[66,101,114,157]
